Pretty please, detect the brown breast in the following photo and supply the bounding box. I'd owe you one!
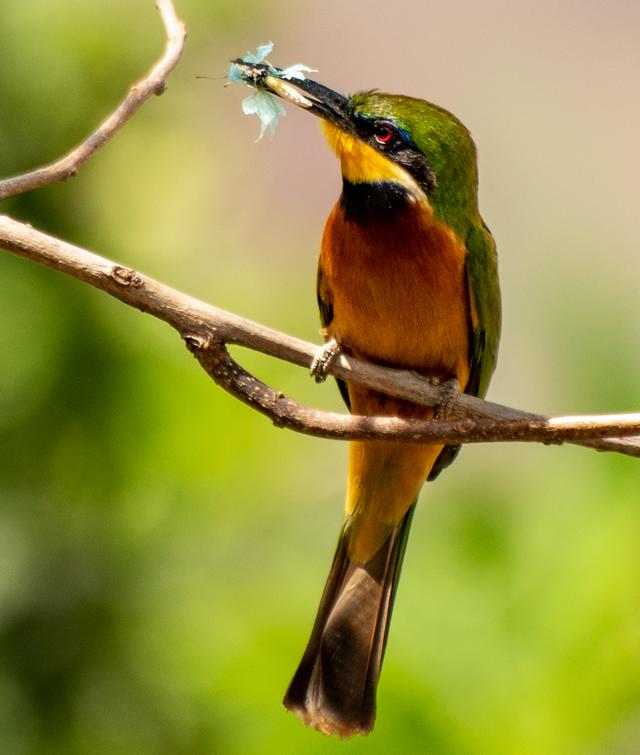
[319,198,471,388]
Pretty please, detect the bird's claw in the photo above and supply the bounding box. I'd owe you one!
[310,338,341,383]
[433,377,460,419]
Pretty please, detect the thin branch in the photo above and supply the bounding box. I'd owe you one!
[0,0,186,201]
[189,338,640,448]
[1,214,639,457]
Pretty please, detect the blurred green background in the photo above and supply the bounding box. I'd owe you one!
[1,1,639,753]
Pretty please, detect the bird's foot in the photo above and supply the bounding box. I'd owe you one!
[310,338,341,383]
[433,377,460,419]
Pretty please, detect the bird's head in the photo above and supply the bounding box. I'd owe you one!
[237,65,480,228]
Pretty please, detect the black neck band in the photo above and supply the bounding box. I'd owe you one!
[340,180,412,222]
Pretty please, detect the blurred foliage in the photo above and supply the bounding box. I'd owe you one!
[1,1,639,754]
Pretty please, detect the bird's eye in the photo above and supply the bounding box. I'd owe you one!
[373,123,395,145]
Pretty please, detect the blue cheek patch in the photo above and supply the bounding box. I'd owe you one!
[397,127,417,149]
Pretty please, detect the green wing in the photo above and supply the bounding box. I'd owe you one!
[428,219,501,480]
[463,220,501,400]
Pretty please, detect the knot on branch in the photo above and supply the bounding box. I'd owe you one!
[111,265,143,288]
[183,333,228,373]
[184,333,216,352]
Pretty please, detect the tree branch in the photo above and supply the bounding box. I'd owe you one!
[1,215,639,457]
[0,0,186,201]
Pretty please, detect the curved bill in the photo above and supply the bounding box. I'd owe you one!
[230,60,352,132]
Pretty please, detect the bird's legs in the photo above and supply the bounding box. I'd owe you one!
[310,337,341,383]
[311,342,460,420]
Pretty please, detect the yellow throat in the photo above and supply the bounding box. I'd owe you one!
[321,121,423,198]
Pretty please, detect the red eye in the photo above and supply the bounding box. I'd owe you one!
[373,124,394,144]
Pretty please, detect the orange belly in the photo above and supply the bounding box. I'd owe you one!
[319,197,471,562]
[319,198,470,384]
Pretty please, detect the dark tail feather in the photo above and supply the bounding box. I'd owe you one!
[283,503,416,738]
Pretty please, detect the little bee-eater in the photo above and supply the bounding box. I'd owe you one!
[233,64,501,737]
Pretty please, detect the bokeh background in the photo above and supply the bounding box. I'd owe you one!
[1,1,639,753]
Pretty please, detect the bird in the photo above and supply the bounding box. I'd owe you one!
[234,64,501,737]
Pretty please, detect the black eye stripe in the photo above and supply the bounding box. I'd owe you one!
[353,115,391,139]
[353,115,411,151]
[352,113,436,193]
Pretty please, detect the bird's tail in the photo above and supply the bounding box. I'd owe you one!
[283,503,416,738]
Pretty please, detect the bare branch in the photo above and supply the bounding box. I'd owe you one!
[1,214,639,457]
[0,0,186,201]
[188,337,640,449]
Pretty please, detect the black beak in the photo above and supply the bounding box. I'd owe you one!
[230,60,352,132]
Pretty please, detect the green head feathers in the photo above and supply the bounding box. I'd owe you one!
[346,92,480,238]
